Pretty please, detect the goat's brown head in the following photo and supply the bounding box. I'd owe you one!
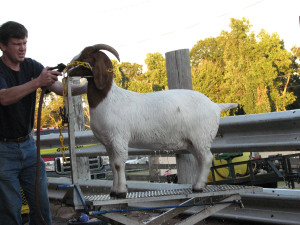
[68,44,120,90]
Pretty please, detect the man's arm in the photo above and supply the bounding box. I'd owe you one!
[0,67,60,106]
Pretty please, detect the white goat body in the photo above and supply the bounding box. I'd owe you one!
[91,82,231,151]
[69,44,238,198]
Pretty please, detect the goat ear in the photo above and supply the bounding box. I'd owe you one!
[93,52,108,90]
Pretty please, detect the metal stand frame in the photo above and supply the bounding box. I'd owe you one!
[85,185,261,225]
[93,195,241,225]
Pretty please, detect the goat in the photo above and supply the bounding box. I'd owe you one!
[69,44,238,198]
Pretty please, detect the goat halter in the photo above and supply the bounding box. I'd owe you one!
[63,61,93,77]
[63,61,114,77]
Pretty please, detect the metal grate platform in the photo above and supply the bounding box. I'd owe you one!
[85,184,262,206]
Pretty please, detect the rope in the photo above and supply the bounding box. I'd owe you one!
[58,77,68,164]
[89,199,242,215]
[35,87,48,225]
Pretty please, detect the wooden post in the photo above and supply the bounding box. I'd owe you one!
[149,156,160,182]
[165,49,193,90]
[165,49,197,185]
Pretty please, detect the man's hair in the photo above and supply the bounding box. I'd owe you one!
[0,21,28,45]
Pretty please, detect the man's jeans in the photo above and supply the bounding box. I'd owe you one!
[0,135,51,225]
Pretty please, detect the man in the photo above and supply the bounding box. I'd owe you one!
[0,21,87,225]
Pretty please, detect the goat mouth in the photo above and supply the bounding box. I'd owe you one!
[66,62,94,78]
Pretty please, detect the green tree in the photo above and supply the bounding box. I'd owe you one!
[35,89,64,129]
[190,17,296,114]
[112,60,130,89]
[286,46,300,109]
[120,62,143,80]
[117,62,153,92]
[190,37,223,67]
[125,53,168,93]
[191,59,225,102]
[191,37,226,103]
[144,53,168,91]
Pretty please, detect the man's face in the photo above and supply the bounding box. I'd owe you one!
[0,37,27,64]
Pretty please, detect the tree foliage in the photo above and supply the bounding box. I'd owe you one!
[114,53,168,93]
[144,53,168,91]
[190,18,297,114]
[286,46,300,109]
[34,89,64,129]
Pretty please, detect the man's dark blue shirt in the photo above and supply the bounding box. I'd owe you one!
[0,58,43,138]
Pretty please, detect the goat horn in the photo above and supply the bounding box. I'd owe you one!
[92,44,120,62]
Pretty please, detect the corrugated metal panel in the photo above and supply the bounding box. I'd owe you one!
[213,109,300,153]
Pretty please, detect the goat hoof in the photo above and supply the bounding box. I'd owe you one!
[116,192,127,199]
[110,191,117,198]
[192,184,206,193]
[192,188,204,193]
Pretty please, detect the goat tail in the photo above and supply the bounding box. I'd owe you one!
[217,103,238,111]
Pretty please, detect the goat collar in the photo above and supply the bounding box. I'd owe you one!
[64,61,93,77]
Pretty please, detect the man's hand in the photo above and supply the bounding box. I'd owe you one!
[37,67,62,87]
[0,67,63,106]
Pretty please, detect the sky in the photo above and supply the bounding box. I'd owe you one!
[1,0,299,71]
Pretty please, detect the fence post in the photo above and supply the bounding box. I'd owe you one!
[149,156,160,182]
[71,78,91,180]
[165,49,197,185]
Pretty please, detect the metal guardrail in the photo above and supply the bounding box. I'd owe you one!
[41,109,300,158]
[215,109,300,153]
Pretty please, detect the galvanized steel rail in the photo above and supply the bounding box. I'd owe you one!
[41,109,300,158]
